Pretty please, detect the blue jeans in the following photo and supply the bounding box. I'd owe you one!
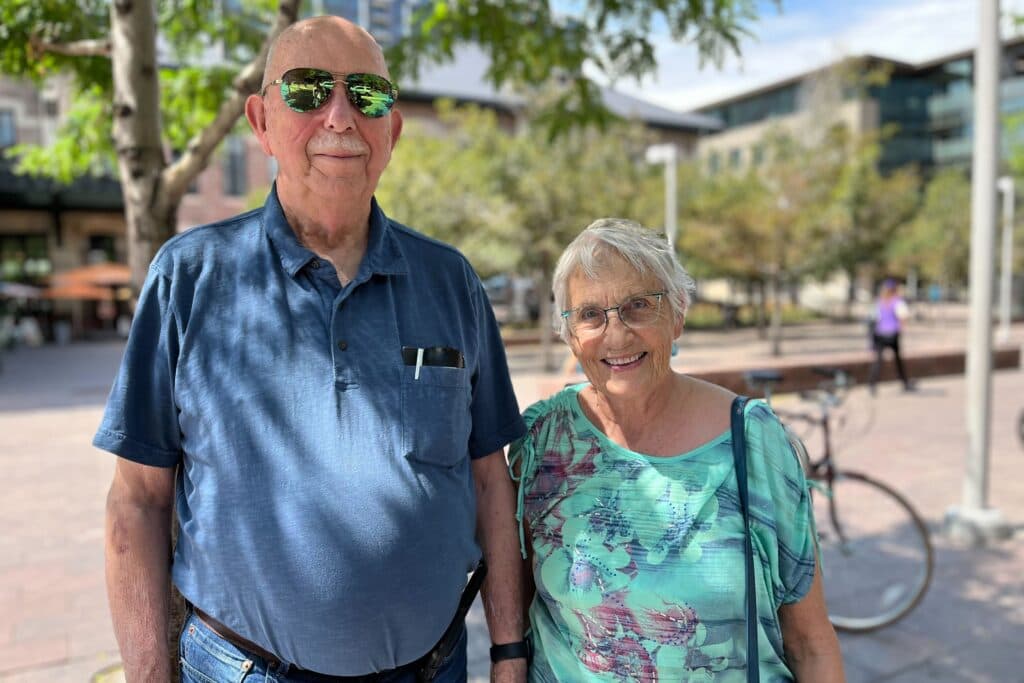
[179,611,468,683]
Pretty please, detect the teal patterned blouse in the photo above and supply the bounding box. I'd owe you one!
[509,385,817,682]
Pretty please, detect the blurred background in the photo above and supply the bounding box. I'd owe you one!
[0,0,1022,681]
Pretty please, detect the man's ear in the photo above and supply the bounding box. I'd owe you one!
[388,107,403,150]
[245,94,274,156]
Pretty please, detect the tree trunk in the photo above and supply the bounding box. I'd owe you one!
[756,280,767,338]
[111,0,169,295]
[538,254,559,372]
[769,272,783,357]
[844,265,857,320]
[109,3,184,680]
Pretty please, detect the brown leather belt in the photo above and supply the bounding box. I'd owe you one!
[194,608,285,665]
[193,608,422,682]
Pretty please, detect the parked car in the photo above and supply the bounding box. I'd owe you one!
[483,274,539,324]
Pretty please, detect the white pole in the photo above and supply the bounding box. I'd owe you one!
[665,146,678,256]
[645,144,680,255]
[947,0,1011,544]
[997,176,1014,343]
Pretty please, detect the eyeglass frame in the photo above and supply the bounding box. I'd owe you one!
[259,68,398,117]
[560,291,668,336]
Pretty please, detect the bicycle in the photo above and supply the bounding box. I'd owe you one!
[744,367,934,633]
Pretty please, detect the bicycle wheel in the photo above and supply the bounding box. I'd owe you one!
[811,470,934,633]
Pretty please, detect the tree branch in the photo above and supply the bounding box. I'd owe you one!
[162,0,301,202]
[30,36,112,58]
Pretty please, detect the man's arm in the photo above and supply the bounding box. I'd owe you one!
[472,450,527,683]
[105,457,177,683]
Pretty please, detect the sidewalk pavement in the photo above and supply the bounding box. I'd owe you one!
[1,310,1022,682]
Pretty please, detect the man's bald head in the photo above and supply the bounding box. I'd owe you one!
[262,16,390,90]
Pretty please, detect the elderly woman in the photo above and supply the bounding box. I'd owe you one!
[509,219,844,682]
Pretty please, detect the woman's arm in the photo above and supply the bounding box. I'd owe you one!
[778,564,846,682]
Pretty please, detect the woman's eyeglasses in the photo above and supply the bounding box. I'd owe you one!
[562,292,667,337]
[261,68,398,117]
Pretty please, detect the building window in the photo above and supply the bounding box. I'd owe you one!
[752,144,765,166]
[0,235,51,283]
[708,151,720,175]
[323,0,360,19]
[223,136,248,197]
[87,235,117,264]
[729,148,742,168]
[0,110,15,148]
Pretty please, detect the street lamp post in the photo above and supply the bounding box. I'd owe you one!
[996,176,1015,343]
[945,0,1011,545]
[645,144,679,254]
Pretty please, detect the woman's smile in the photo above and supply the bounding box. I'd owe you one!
[603,351,647,370]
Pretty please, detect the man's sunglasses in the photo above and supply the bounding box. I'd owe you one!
[262,68,398,117]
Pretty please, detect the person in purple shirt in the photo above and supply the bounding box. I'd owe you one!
[868,278,914,393]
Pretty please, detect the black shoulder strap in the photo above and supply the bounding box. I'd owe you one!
[730,395,759,683]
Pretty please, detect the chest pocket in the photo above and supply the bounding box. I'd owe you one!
[401,365,472,467]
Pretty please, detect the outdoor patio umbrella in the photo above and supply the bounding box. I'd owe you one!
[50,262,130,288]
[42,283,115,301]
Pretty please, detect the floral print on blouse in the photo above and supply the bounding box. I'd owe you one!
[509,385,816,682]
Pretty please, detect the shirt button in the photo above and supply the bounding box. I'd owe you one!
[310,260,321,269]
[337,340,348,351]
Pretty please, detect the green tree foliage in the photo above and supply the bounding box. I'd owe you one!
[819,126,921,303]
[1,0,773,292]
[376,101,521,275]
[0,0,276,182]
[0,0,299,293]
[388,0,776,136]
[379,100,662,273]
[890,168,971,288]
[683,127,839,352]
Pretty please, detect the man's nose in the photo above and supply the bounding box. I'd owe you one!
[322,86,357,131]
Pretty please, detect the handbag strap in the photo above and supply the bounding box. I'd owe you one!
[730,395,759,683]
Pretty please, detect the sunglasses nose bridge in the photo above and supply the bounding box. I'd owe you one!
[320,80,359,128]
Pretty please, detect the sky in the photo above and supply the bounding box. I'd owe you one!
[611,0,1024,112]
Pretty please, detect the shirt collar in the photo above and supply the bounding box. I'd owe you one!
[262,185,407,279]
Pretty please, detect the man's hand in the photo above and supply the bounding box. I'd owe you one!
[472,451,527,681]
[105,458,176,682]
[491,656,528,683]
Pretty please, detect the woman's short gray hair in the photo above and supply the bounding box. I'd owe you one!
[552,218,696,342]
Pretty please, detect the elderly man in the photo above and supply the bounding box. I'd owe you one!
[96,16,527,683]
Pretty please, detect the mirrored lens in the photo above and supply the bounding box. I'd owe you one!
[345,73,397,117]
[280,68,334,112]
[277,69,397,116]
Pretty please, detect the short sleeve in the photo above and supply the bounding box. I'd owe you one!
[466,272,526,459]
[507,398,554,558]
[92,265,183,467]
[744,402,817,606]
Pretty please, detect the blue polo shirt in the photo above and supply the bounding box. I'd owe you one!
[93,188,525,675]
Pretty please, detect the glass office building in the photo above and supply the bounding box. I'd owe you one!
[697,37,1024,176]
[310,0,430,46]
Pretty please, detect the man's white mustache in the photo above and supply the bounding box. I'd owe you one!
[309,138,368,156]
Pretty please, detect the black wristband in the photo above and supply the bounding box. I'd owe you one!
[490,640,531,663]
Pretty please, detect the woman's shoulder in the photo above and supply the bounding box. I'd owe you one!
[522,383,586,431]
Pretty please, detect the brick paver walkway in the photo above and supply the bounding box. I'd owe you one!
[1,309,1021,682]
